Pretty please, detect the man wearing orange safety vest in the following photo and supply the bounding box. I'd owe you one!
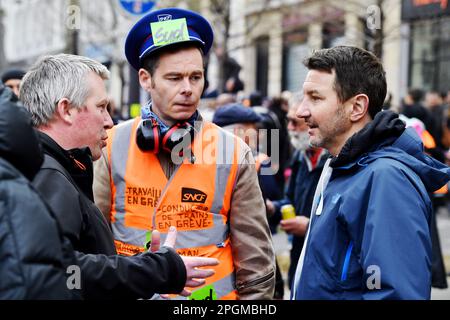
[93,8,275,300]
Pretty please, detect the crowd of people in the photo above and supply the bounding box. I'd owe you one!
[1,7,450,300]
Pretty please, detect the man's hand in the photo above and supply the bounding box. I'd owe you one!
[265,199,275,216]
[280,216,309,236]
[150,226,219,297]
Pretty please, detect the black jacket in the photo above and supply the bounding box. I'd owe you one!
[35,133,117,254]
[32,132,187,299]
[0,85,76,299]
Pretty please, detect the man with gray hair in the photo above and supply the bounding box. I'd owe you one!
[20,53,218,299]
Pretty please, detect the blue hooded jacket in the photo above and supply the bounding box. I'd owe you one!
[293,111,450,300]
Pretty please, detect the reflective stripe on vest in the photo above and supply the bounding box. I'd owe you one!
[172,272,237,300]
[107,118,239,299]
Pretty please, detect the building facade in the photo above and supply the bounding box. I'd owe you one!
[222,0,450,110]
[0,0,157,117]
[401,0,450,94]
[224,0,405,110]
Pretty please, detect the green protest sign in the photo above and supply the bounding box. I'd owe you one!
[150,18,189,47]
[189,284,217,300]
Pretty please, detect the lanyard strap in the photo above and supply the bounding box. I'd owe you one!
[291,158,333,299]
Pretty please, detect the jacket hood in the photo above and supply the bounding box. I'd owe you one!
[331,110,405,168]
[367,127,450,192]
[0,85,43,180]
[332,110,450,192]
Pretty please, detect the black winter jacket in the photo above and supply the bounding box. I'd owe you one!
[32,132,187,299]
[0,85,76,299]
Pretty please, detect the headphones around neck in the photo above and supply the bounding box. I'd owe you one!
[136,117,195,155]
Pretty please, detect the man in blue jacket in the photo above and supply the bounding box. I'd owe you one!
[292,46,450,300]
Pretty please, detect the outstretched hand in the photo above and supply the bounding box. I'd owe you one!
[150,226,219,297]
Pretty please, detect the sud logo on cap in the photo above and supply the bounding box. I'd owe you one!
[125,8,214,71]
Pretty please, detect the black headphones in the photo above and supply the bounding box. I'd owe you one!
[136,117,195,154]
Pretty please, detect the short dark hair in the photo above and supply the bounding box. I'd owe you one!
[249,91,263,106]
[141,42,205,76]
[1,68,26,83]
[408,88,424,103]
[304,46,386,119]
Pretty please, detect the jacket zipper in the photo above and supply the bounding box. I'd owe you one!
[236,270,275,291]
[340,241,354,281]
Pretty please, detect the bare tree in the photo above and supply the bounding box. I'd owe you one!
[209,0,271,93]
[209,0,231,92]
[73,0,136,117]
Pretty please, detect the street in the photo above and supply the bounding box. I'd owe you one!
[273,206,450,300]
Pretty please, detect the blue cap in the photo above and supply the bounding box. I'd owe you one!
[125,8,214,71]
[213,103,263,127]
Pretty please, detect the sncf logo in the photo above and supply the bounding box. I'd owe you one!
[181,188,207,203]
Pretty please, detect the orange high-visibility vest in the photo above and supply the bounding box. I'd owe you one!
[106,118,239,300]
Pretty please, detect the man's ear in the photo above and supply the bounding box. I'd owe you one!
[55,98,76,124]
[349,94,369,122]
[139,68,153,91]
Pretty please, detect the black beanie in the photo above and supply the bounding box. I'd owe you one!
[1,68,26,83]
